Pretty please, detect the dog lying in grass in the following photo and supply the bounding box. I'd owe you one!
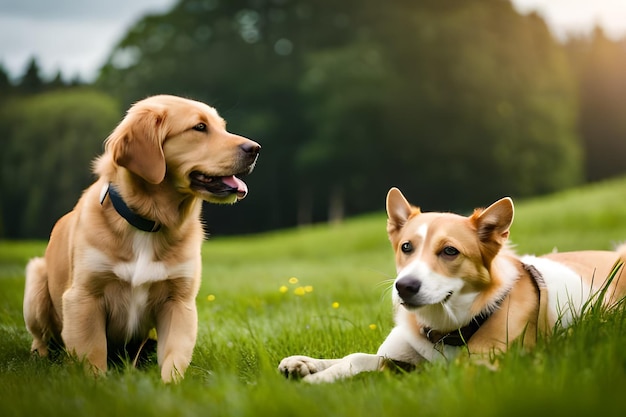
[279,187,626,382]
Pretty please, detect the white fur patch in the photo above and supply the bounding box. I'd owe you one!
[83,234,196,286]
[115,234,197,286]
[396,260,465,303]
[417,223,429,240]
[81,234,197,339]
[521,255,590,327]
[399,223,430,266]
[127,285,149,339]
[115,234,168,285]
[394,259,471,329]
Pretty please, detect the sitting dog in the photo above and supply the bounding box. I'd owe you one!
[24,95,260,382]
[279,187,625,382]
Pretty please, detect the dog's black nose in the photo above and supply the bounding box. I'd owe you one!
[395,277,421,300]
[240,141,261,156]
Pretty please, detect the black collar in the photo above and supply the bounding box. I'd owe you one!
[423,311,493,347]
[101,183,161,232]
[422,262,545,346]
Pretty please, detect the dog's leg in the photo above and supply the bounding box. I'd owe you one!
[376,325,457,363]
[278,356,345,378]
[304,325,449,383]
[156,300,197,383]
[279,326,431,383]
[23,257,55,356]
[279,353,384,383]
[376,326,427,361]
[61,285,108,374]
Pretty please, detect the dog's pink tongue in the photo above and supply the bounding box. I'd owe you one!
[222,175,248,199]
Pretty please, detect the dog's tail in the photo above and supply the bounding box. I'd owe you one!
[24,257,54,356]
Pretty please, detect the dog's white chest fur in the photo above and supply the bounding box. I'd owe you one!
[114,235,168,337]
[84,234,172,286]
[113,234,169,287]
[125,284,150,339]
[85,233,189,338]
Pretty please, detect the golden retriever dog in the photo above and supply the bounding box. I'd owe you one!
[23,95,260,382]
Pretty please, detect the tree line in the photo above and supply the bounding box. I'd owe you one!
[2,0,626,239]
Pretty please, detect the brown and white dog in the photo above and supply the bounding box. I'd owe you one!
[279,187,626,383]
[23,95,259,382]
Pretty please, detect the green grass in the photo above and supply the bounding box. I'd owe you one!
[2,177,626,417]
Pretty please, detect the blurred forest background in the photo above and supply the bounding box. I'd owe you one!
[1,0,625,238]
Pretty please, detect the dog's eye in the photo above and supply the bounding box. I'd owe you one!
[401,242,413,254]
[193,123,207,132]
[441,246,460,258]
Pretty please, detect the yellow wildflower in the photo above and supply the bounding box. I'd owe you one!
[294,287,306,296]
[304,285,314,293]
[332,302,340,309]
[207,294,216,302]
[279,285,288,294]
[369,324,377,330]
[289,277,299,284]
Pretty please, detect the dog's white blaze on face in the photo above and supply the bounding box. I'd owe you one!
[394,222,429,275]
[417,223,428,240]
[415,223,429,259]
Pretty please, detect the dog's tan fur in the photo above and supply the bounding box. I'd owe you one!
[23,95,259,382]
[279,187,626,383]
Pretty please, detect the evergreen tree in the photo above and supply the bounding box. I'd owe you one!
[0,63,11,96]
[47,70,66,90]
[19,57,44,94]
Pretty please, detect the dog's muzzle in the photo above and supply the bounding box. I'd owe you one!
[189,142,260,201]
[395,276,422,307]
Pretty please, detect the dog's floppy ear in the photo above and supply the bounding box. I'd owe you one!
[386,187,420,235]
[105,106,167,184]
[472,197,514,245]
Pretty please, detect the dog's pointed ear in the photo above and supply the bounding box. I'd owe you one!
[472,197,514,244]
[105,107,167,184]
[386,187,420,235]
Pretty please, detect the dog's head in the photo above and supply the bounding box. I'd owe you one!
[386,188,514,325]
[104,95,260,204]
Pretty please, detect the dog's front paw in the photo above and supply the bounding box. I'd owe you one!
[278,355,322,379]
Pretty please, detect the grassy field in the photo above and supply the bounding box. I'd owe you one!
[1,177,626,417]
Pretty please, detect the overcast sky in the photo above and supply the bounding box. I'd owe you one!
[0,0,177,82]
[1,0,625,83]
